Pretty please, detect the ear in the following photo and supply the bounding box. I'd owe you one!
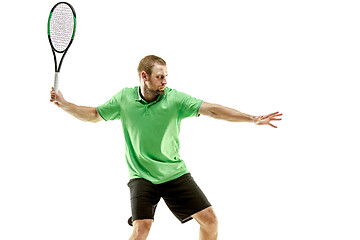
[141,71,148,81]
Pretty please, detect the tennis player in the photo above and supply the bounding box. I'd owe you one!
[50,55,282,240]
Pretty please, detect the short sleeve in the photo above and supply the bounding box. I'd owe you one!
[175,90,204,119]
[97,90,123,121]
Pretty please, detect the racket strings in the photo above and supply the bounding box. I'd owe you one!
[49,3,75,52]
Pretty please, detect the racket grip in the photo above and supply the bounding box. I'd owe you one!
[54,72,59,93]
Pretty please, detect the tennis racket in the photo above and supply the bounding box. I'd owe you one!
[47,2,76,94]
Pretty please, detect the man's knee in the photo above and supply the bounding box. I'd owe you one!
[205,209,218,231]
[132,219,153,238]
[193,207,218,230]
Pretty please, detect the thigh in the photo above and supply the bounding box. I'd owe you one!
[159,173,211,224]
[128,178,161,223]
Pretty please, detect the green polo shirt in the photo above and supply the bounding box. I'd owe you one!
[97,86,203,184]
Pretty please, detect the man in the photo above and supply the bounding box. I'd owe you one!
[50,55,282,240]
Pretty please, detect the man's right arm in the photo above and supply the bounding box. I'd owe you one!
[50,88,103,123]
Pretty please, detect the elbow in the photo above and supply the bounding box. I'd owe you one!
[89,108,102,123]
[92,115,103,123]
[89,118,101,123]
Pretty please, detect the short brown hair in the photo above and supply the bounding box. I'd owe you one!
[137,55,166,79]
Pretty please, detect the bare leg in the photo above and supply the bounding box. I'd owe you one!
[192,207,218,240]
[128,219,153,240]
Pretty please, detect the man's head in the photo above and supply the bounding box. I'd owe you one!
[137,55,166,79]
[138,55,168,95]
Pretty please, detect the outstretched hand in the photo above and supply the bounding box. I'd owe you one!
[254,112,282,128]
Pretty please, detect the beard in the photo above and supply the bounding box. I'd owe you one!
[151,84,166,94]
[144,85,165,97]
[156,88,165,95]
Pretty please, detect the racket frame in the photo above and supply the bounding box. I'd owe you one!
[47,2,77,92]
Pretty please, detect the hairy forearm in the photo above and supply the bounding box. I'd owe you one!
[207,104,256,123]
[60,101,100,123]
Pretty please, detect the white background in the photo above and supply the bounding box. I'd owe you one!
[1,0,359,239]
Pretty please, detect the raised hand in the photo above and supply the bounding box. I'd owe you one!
[50,87,67,108]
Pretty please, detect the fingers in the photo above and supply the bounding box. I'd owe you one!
[270,112,282,122]
[264,112,282,118]
[263,112,277,118]
[50,89,55,102]
[269,123,277,128]
[50,87,60,103]
[257,112,282,128]
[50,88,56,102]
[262,112,282,121]
[268,114,282,128]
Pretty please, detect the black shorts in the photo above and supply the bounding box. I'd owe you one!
[127,173,211,226]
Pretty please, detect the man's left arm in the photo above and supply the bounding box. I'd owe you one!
[198,102,282,128]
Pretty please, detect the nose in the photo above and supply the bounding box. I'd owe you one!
[162,77,167,85]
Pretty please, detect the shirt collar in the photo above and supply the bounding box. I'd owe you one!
[135,86,143,102]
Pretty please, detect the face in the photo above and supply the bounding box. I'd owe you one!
[143,64,168,95]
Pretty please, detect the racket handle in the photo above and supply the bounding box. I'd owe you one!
[54,72,59,93]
